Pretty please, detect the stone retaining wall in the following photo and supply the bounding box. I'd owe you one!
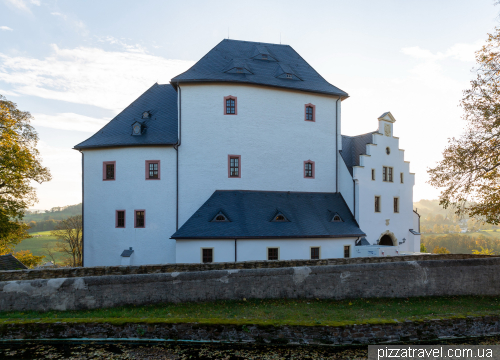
[1,316,499,345]
[2,257,500,312]
[0,254,493,282]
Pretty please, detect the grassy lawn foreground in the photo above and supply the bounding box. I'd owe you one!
[1,296,499,326]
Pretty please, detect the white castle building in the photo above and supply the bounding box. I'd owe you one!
[75,39,420,267]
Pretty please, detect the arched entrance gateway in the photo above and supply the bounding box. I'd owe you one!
[379,235,394,246]
[377,231,397,246]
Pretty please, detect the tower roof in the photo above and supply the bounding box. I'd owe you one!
[171,39,348,98]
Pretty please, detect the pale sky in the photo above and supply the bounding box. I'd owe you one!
[0,0,497,210]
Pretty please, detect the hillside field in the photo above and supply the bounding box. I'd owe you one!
[15,231,70,264]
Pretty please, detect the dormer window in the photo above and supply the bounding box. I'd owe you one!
[286,73,292,79]
[211,211,230,222]
[272,212,289,222]
[331,214,343,222]
[236,67,244,73]
[142,111,151,119]
[132,121,143,136]
[261,54,268,60]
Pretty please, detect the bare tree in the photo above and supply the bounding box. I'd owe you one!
[50,215,82,267]
[42,242,58,265]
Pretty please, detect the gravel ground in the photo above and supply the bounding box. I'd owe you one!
[2,336,500,360]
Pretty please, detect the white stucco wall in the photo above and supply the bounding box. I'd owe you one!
[176,238,358,263]
[177,83,341,227]
[339,155,354,214]
[352,119,418,253]
[82,146,177,266]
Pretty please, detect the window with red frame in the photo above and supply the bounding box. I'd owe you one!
[116,210,125,228]
[226,98,235,114]
[305,106,314,121]
[103,161,115,181]
[135,210,145,228]
[229,156,240,177]
[304,161,314,178]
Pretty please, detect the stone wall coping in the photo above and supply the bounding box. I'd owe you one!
[0,253,494,282]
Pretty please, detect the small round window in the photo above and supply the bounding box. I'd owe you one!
[215,215,226,221]
[386,147,391,155]
[275,215,286,221]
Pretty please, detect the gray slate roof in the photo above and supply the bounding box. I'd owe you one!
[341,131,378,176]
[74,83,178,150]
[0,254,28,270]
[171,39,348,98]
[172,190,365,239]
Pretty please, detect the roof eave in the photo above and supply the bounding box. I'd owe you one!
[74,143,176,151]
[171,233,366,240]
[171,79,349,99]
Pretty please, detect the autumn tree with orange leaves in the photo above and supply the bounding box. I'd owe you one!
[428,27,500,224]
[0,95,51,267]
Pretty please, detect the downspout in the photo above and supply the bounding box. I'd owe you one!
[235,239,237,262]
[175,85,182,231]
[335,96,341,193]
[353,178,356,221]
[80,150,84,267]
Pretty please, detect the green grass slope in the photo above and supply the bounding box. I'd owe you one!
[1,296,499,327]
[15,231,69,264]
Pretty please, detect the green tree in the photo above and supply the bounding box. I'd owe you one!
[420,243,428,253]
[428,27,500,224]
[0,94,51,263]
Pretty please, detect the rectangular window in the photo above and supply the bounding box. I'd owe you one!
[134,210,145,228]
[103,161,116,181]
[202,248,213,263]
[344,245,350,258]
[116,210,125,228]
[371,169,375,180]
[375,196,381,213]
[304,160,315,178]
[224,96,237,115]
[394,197,399,213]
[304,103,316,121]
[268,247,279,260]
[400,172,404,183]
[382,166,393,182]
[311,247,320,260]
[228,155,241,178]
[145,160,160,180]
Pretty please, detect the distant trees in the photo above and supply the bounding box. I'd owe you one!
[27,219,58,233]
[432,246,451,254]
[472,247,496,255]
[50,215,82,267]
[422,233,500,255]
[428,27,500,224]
